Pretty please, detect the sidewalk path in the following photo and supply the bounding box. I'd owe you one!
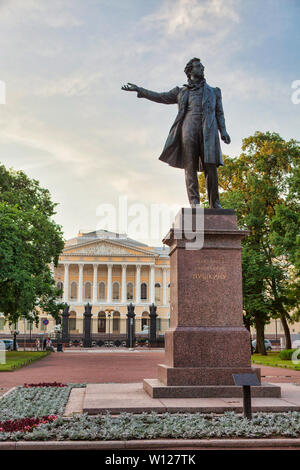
[1,351,300,396]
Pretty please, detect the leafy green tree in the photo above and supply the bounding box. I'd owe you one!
[0,165,65,341]
[199,132,300,353]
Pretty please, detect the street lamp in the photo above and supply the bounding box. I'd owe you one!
[105,308,114,345]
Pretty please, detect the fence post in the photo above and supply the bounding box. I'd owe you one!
[62,304,70,344]
[126,303,136,348]
[149,303,158,346]
[83,303,93,348]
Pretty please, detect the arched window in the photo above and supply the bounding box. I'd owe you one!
[112,282,120,300]
[56,281,63,299]
[70,281,77,300]
[127,282,134,300]
[155,283,161,302]
[113,311,120,333]
[98,282,106,300]
[168,283,170,303]
[141,283,147,300]
[69,311,77,331]
[98,311,106,333]
[141,311,149,330]
[84,281,92,300]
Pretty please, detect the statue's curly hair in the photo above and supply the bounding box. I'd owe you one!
[184,58,204,80]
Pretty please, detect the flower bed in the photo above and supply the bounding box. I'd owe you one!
[1,384,300,442]
[1,411,300,441]
[0,384,84,421]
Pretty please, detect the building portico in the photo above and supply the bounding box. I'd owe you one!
[53,230,170,338]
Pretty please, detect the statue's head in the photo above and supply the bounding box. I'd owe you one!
[184,58,205,82]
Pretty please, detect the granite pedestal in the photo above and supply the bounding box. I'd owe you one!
[144,208,280,398]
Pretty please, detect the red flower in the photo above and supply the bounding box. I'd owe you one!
[0,415,58,433]
[23,382,67,388]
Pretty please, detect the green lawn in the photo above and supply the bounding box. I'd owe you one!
[252,351,300,371]
[0,351,50,371]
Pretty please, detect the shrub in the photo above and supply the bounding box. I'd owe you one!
[278,349,297,360]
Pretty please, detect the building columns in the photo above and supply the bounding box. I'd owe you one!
[150,265,155,303]
[162,267,167,305]
[93,264,98,304]
[78,264,83,303]
[107,264,112,303]
[121,264,127,303]
[63,263,69,302]
[135,265,141,304]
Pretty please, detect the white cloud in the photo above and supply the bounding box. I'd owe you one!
[0,0,82,28]
[34,70,103,97]
[142,0,240,35]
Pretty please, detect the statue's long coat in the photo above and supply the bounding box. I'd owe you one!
[137,83,227,171]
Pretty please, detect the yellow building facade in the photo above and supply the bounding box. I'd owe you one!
[51,229,170,339]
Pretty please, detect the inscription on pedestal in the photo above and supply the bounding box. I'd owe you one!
[192,273,227,280]
[192,265,228,281]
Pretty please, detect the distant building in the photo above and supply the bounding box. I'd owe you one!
[0,230,170,340]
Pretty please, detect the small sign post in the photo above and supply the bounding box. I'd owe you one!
[233,373,260,420]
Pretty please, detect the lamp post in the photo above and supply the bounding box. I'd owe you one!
[105,308,114,345]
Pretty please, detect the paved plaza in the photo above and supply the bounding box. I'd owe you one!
[1,350,300,398]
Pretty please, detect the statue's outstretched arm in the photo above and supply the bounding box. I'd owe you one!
[122,83,179,105]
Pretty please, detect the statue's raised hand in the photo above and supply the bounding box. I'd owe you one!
[121,83,139,92]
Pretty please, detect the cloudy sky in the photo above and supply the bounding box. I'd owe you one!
[0,0,299,244]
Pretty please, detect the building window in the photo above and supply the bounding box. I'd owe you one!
[155,283,161,302]
[0,317,5,331]
[112,282,120,301]
[26,320,33,331]
[69,312,77,331]
[113,311,120,333]
[127,282,134,300]
[141,283,147,300]
[84,282,92,300]
[98,312,106,333]
[98,282,106,300]
[70,281,77,300]
[141,311,149,330]
[56,281,63,299]
[168,283,170,303]
[156,317,161,331]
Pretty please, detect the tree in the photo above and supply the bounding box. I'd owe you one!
[199,132,300,353]
[0,165,65,340]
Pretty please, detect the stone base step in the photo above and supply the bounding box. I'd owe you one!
[143,378,281,399]
[76,382,300,416]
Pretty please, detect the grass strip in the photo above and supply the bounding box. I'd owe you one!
[0,351,50,372]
